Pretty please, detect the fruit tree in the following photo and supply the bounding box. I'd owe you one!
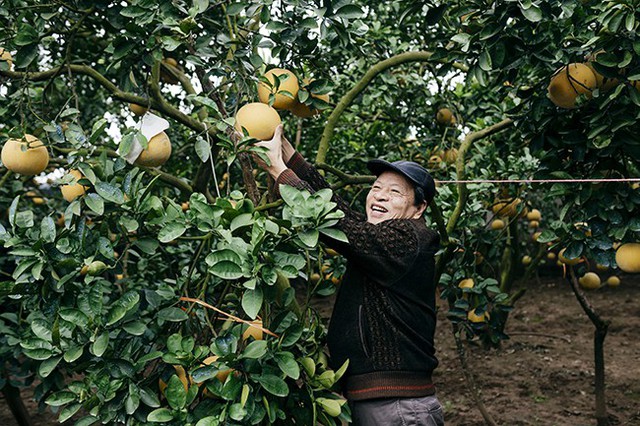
[1,1,639,425]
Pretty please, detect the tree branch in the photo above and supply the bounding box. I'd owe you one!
[0,65,217,140]
[446,118,513,235]
[315,50,469,163]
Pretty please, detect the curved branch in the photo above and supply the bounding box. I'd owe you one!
[315,51,469,163]
[52,146,193,194]
[0,66,217,140]
[446,118,513,235]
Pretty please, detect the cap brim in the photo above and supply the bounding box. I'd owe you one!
[366,159,422,187]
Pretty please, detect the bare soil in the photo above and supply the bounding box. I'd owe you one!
[2,274,639,425]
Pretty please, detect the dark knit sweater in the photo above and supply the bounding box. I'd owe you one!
[277,152,440,401]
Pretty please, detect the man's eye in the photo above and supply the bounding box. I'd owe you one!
[391,189,401,194]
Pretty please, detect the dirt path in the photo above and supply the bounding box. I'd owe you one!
[2,274,639,425]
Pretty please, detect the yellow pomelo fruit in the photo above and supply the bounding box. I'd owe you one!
[606,276,620,287]
[458,278,475,289]
[522,255,532,265]
[615,243,640,273]
[578,272,601,290]
[290,78,330,118]
[60,169,87,202]
[235,103,282,140]
[443,148,459,164]
[595,264,609,272]
[2,135,50,176]
[558,248,581,265]
[129,103,148,116]
[492,198,521,218]
[528,220,539,229]
[135,132,172,167]
[257,68,299,110]
[548,63,597,109]
[584,52,620,91]
[436,108,455,125]
[490,219,505,230]
[26,190,45,205]
[0,47,13,70]
[532,231,542,242]
[547,252,557,260]
[467,309,489,323]
[474,251,484,265]
[242,320,264,341]
[526,209,541,221]
[160,58,180,84]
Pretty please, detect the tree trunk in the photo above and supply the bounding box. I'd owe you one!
[2,383,34,426]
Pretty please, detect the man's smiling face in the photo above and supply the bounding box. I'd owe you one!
[366,171,426,224]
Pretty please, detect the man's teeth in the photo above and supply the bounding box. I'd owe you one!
[372,206,387,213]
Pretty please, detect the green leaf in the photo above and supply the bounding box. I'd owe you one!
[59,402,82,423]
[147,408,174,422]
[241,340,267,359]
[59,309,89,324]
[90,119,108,144]
[335,4,364,19]
[15,24,39,46]
[298,229,319,247]
[165,375,187,410]
[40,216,56,243]
[46,391,76,407]
[226,2,244,15]
[158,222,186,243]
[39,356,62,378]
[317,397,342,417]
[63,346,83,363]
[279,185,305,206]
[520,4,542,22]
[231,213,253,231]
[210,261,244,280]
[84,193,104,215]
[123,321,147,336]
[242,288,263,319]
[196,416,221,426]
[479,50,492,71]
[319,228,348,243]
[195,138,210,162]
[91,331,109,357]
[157,307,189,322]
[275,352,300,379]
[255,374,288,397]
[95,182,125,204]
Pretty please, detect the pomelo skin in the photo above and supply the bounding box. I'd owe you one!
[235,103,282,141]
[257,68,299,110]
[615,243,640,273]
[1,135,50,176]
[135,132,172,167]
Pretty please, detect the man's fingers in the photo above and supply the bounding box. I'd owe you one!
[272,124,284,141]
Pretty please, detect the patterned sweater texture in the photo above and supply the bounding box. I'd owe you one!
[277,152,440,401]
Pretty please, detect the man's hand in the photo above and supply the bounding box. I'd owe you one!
[253,124,288,179]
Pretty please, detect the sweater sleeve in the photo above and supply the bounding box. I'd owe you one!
[276,154,428,287]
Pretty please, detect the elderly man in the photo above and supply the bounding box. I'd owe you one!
[254,125,444,426]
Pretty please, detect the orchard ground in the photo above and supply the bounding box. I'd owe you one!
[1,274,639,426]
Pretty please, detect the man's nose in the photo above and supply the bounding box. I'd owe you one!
[374,189,388,201]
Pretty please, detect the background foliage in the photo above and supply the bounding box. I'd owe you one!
[1,0,639,424]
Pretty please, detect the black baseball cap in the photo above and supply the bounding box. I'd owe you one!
[367,159,437,204]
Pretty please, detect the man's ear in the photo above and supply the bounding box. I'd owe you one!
[413,201,428,219]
